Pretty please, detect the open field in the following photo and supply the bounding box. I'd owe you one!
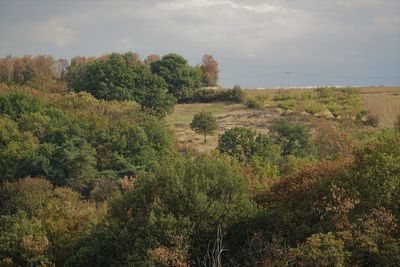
[244,86,400,98]
[168,86,400,152]
[167,102,286,153]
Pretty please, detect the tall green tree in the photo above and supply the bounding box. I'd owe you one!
[218,127,280,163]
[58,138,97,193]
[269,119,311,157]
[190,111,218,143]
[69,53,176,116]
[150,53,202,101]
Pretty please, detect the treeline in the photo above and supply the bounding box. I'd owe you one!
[0,53,226,116]
[0,55,68,91]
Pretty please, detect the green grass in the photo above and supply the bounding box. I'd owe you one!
[167,102,229,125]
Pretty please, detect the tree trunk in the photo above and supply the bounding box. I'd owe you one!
[204,133,207,143]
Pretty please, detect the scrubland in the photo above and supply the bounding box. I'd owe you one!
[1,53,399,266]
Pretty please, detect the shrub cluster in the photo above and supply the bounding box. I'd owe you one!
[0,91,174,194]
[183,84,246,103]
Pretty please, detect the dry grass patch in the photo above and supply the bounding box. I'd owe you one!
[362,94,400,128]
[167,102,283,153]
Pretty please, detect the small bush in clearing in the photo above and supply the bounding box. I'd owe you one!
[277,99,296,110]
[246,95,268,109]
[326,102,342,117]
[303,100,325,115]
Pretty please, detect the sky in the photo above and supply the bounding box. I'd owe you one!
[1,0,399,88]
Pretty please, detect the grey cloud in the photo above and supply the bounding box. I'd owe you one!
[0,0,399,87]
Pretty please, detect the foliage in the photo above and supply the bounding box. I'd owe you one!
[1,52,399,266]
[223,84,246,103]
[151,53,202,101]
[0,90,174,193]
[190,111,218,143]
[218,127,280,164]
[0,177,52,216]
[311,119,355,160]
[184,85,245,103]
[0,115,40,181]
[246,96,265,109]
[0,178,105,266]
[303,100,325,115]
[200,54,219,87]
[0,211,50,266]
[68,154,257,266]
[0,55,67,92]
[277,99,296,110]
[269,119,311,157]
[68,52,176,117]
[295,232,350,266]
[0,92,43,119]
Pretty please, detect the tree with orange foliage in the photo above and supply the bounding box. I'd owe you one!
[144,54,161,65]
[200,54,219,87]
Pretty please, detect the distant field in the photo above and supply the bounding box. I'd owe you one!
[244,86,400,98]
[168,86,400,152]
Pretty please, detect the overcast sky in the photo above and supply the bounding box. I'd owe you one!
[1,0,399,87]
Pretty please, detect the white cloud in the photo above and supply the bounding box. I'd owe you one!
[149,0,315,56]
[28,16,76,48]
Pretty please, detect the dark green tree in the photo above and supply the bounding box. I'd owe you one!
[135,73,176,117]
[150,53,202,101]
[269,119,311,157]
[218,127,280,163]
[58,138,97,193]
[69,53,176,116]
[0,93,43,119]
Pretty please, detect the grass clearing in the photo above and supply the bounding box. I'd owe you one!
[167,86,400,153]
[362,94,400,128]
[166,102,231,125]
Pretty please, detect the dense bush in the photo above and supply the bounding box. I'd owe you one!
[269,119,312,157]
[245,96,266,109]
[67,154,257,266]
[0,91,174,194]
[183,85,245,103]
[0,177,105,266]
[303,100,325,114]
[150,53,202,101]
[230,131,400,266]
[69,53,176,117]
[277,99,296,110]
[218,127,280,164]
[0,92,43,119]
